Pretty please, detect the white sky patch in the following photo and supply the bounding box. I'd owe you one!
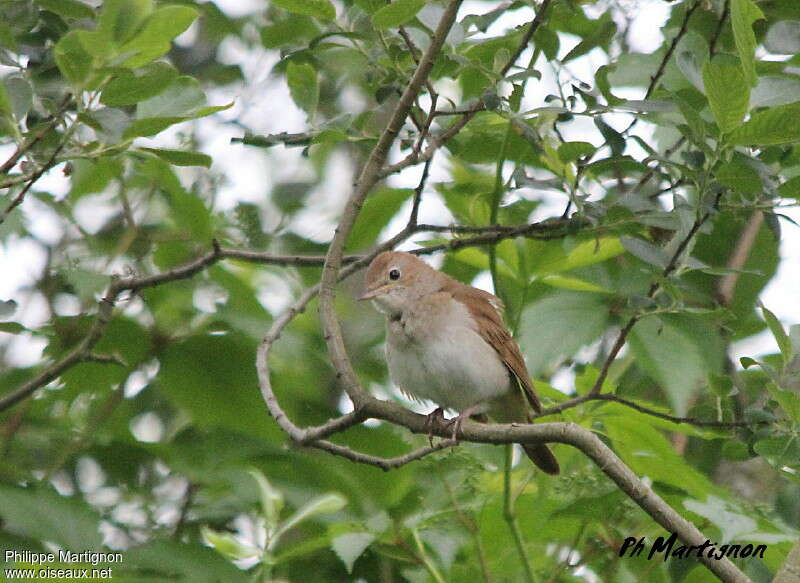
[0,2,798,384]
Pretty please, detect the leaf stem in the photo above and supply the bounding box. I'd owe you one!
[503,444,536,583]
[488,121,514,297]
[412,527,447,583]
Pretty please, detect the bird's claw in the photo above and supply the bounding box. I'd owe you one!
[442,405,481,444]
[424,407,446,447]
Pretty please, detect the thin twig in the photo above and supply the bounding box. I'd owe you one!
[0,94,72,176]
[535,392,757,428]
[318,0,465,408]
[408,157,432,228]
[586,189,724,396]
[502,444,535,583]
[718,211,763,306]
[0,140,68,225]
[379,0,553,179]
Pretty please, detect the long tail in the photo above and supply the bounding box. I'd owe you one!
[522,443,560,475]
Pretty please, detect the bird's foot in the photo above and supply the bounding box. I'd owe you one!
[443,405,482,444]
[424,407,446,447]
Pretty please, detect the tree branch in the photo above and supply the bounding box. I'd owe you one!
[535,392,756,428]
[379,0,553,179]
[318,0,464,409]
[587,189,724,396]
[354,397,752,583]
[0,94,72,176]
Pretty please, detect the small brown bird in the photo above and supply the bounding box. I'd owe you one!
[359,251,559,474]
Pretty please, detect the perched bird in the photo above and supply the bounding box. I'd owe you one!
[359,251,559,475]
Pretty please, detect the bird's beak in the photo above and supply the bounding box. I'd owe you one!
[358,285,386,301]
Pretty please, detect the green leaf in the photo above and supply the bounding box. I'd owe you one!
[119,5,199,68]
[74,29,115,59]
[716,154,763,196]
[36,0,94,19]
[0,82,10,119]
[619,236,668,269]
[683,496,757,544]
[331,532,375,574]
[201,526,258,561]
[594,118,625,156]
[778,175,800,199]
[540,275,610,293]
[142,157,213,239]
[730,0,765,87]
[348,187,413,250]
[604,416,715,498]
[4,77,32,122]
[750,76,800,108]
[68,158,123,199]
[128,76,232,137]
[762,305,792,365]
[137,75,206,118]
[286,61,319,118]
[740,356,758,369]
[273,0,335,21]
[754,435,800,469]
[765,383,800,424]
[97,0,154,45]
[247,469,284,530]
[54,30,93,85]
[0,299,17,318]
[557,141,595,163]
[371,0,425,28]
[519,291,609,375]
[100,61,179,106]
[0,483,103,551]
[562,17,615,63]
[629,316,708,416]
[274,493,347,543]
[139,147,212,168]
[702,60,749,134]
[125,540,250,583]
[765,21,800,55]
[0,322,26,334]
[731,102,800,146]
[530,237,625,275]
[159,334,280,439]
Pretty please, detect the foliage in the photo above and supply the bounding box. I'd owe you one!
[1,0,799,581]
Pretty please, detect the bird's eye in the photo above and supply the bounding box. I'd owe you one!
[389,268,401,280]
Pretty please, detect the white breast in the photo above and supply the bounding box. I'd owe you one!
[385,295,511,412]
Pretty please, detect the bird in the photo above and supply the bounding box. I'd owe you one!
[359,250,559,475]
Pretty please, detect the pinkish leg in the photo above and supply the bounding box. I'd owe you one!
[423,407,446,446]
[444,404,483,443]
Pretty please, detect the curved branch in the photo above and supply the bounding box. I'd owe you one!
[354,396,751,583]
[380,0,553,179]
[318,0,465,408]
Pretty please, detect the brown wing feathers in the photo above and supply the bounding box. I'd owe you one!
[447,282,560,475]
[448,284,542,412]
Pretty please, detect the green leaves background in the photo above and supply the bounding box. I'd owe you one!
[1,0,800,581]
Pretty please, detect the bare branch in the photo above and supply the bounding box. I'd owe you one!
[718,210,763,306]
[308,437,458,472]
[0,292,117,412]
[380,0,553,179]
[318,0,464,408]
[536,392,756,428]
[408,157,432,228]
[587,189,724,396]
[355,397,751,583]
[0,140,68,226]
[0,94,72,176]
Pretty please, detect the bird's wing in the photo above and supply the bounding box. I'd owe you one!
[449,284,542,413]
